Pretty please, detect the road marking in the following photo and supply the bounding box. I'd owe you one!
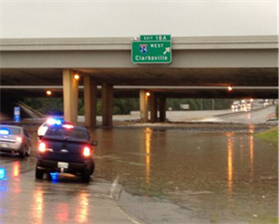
[110,176,142,224]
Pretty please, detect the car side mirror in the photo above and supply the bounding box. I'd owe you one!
[91,141,97,146]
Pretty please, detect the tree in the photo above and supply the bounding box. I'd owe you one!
[22,98,63,115]
[113,98,139,114]
[22,97,233,116]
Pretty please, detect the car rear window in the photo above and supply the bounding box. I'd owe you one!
[46,127,87,140]
[0,126,21,135]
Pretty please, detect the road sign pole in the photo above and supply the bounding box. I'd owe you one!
[14,107,20,122]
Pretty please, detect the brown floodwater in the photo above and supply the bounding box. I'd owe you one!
[90,125,278,224]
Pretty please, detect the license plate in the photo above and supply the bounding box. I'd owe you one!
[58,162,69,169]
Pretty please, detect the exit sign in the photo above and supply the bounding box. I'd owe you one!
[140,35,171,41]
[131,34,172,64]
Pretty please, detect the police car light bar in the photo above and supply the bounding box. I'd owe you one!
[0,129,10,135]
[46,118,62,125]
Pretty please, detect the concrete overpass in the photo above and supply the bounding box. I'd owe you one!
[0,36,278,127]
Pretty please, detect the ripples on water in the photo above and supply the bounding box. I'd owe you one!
[90,125,278,223]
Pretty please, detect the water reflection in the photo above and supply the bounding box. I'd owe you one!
[0,168,7,192]
[145,128,152,185]
[12,161,21,194]
[75,192,89,223]
[226,133,234,196]
[249,135,254,182]
[31,186,44,224]
[30,184,90,224]
[56,203,69,222]
[12,161,20,178]
[248,124,255,181]
[248,124,255,134]
[0,168,6,180]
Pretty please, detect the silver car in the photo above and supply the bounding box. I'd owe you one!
[0,125,32,158]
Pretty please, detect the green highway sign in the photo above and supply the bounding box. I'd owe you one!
[131,35,172,64]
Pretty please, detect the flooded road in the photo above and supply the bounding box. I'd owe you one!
[91,125,278,224]
[0,123,278,224]
[0,156,137,224]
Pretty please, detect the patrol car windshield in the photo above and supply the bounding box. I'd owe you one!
[46,126,87,140]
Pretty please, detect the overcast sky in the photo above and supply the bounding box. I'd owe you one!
[0,1,278,38]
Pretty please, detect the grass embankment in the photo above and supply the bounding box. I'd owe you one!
[255,126,278,143]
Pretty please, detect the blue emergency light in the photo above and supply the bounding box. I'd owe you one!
[47,118,63,125]
[0,129,10,135]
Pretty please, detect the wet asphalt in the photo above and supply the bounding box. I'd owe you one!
[0,155,139,224]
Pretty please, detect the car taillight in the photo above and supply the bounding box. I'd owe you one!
[16,136,23,143]
[38,142,46,153]
[83,146,91,157]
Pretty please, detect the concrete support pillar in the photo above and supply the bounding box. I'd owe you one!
[102,83,113,127]
[63,69,78,125]
[150,93,158,123]
[140,90,149,123]
[159,96,166,122]
[84,76,97,128]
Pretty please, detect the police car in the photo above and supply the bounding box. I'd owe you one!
[36,123,96,183]
[0,124,32,158]
[37,118,63,139]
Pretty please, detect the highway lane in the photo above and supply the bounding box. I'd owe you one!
[201,105,277,124]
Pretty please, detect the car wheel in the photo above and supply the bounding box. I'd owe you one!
[26,146,32,157]
[90,162,95,175]
[19,148,25,158]
[81,170,91,183]
[35,167,44,179]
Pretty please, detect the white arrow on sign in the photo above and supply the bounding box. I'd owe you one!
[163,47,170,55]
